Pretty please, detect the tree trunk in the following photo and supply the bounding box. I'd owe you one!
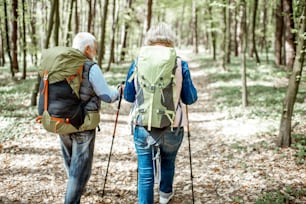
[250,0,260,64]
[275,0,283,66]
[74,0,80,33]
[119,0,132,62]
[262,0,269,63]
[221,0,227,70]
[234,1,239,56]
[208,2,216,60]
[146,0,153,32]
[226,0,232,63]
[87,0,93,33]
[22,0,27,80]
[4,0,13,75]
[29,0,38,66]
[97,0,109,67]
[53,0,60,46]
[44,0,56,48]
[0,26,5,66]
[240,0,248,107]
[66,0,75,46]
[283,0,296,69]
[278,3,305,147]
[178,0,186,48]
[12,0,19,76]
[192,0,199,54]
[106,0,119,72]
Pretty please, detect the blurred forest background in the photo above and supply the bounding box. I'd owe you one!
[0,0,306,203]
[0,0,305,146]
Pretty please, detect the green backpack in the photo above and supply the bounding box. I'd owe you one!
[36,46,100,134]
[129,45,178,131]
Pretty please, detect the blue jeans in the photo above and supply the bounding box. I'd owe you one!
[59,130,96,204]
[134,126,184,204]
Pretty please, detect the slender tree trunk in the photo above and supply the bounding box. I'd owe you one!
[45,0,56,48]
[22,0,27,79]
[53,0,60,46]
[263,0,269,63]
[226,0,232,63]
[178,0,186,48]
[146,0,153,32]
[240,0,248,107]
[75,0,80,33]
[66,0,75,46]
[192,0,199,54]
[275,0,283,66]
[234,1,239,56]
[221,0,227,70]
[87,0,93,33]
[0,25,5,66]
[106,0,119,72]
[97,0,109,67]
[120,0,132,62]
[278,3,305,147]
[12,0,19,76]
[250,0,260,64]
[4,0,13,74]
[283,0,296,69]
[29,0,38,66]
[208,2,217,60]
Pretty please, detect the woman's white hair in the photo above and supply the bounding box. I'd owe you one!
[144,22,176,47]
[72,32,96,53]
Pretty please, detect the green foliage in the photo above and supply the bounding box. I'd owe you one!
[291,134,306,165]
[255,187,306,204]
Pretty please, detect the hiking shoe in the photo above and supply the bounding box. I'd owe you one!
[159,191,174,204]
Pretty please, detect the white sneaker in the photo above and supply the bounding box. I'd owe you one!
[159,191,174,204]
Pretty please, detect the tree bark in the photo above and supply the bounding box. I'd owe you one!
[97,0,109,67]
[283,0,296,69]
[250,0,260,64]
[53,0,60,46]
[45,0,56,48]
[66,0,75,46]
[275,0,283,66]
[4,0,13,75]
[12,0,19,76]
[234,1,239,56]
[146,0,153,32]
[278,3,305,147]
[29,0,38,66]
[106,0,119,72]
[119,0,133,62]
[240,0,248,107]
[22,0,27,79]
[208,2,216,60]
[192,0,199,54]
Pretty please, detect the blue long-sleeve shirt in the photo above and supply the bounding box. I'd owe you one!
[89,64,119,103]
[123,59,198,105]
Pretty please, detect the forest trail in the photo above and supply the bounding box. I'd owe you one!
[0,49,306,204]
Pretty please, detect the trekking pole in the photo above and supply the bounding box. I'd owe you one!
[102,83,123,197]
[186,105,195,204]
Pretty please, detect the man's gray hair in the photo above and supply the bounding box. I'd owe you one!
[72,32,96,53]
[144,22,176,47]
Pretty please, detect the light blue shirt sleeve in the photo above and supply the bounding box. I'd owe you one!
[89,64,119,103]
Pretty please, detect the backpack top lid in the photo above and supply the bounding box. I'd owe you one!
[40,46,88,84]
[137,45,176,87]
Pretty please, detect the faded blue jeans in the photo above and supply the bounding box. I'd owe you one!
[59,129,96,204]
[134,126,184,204]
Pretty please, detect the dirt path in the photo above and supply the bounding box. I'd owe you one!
[1,50,306,204]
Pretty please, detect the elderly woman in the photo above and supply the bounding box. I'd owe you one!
[123,22,198,204]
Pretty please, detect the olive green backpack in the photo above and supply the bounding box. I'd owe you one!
[128,45,178,131]
[36,46,100,134]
